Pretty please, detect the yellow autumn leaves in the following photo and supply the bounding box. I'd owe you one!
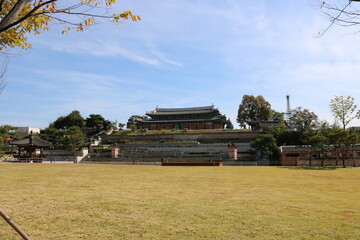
[0,0,140,50]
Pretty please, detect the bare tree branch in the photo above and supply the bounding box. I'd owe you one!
[318,1,352,37]
[0,59,7,94]
[318,1,360,36]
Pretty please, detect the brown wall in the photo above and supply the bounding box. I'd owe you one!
[280,150,360,166]
[280,152,309,166]
[138,121,224,130]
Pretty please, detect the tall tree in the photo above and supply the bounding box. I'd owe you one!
[237,95,272,128]
[257,95,272,120]
[0,0,140,50]
[329,95,359,130]
[287,107,319,132]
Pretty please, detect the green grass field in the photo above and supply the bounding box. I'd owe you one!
[0,164,359,239]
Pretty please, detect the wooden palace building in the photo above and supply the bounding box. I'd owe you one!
[135,105,227,130]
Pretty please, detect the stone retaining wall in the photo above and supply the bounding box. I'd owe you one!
[103,131,259,143]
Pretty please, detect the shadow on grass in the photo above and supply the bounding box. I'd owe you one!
[278,166,339,170]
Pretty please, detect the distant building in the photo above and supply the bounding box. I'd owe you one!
[135,105,227,130]
[246,119,283,131]
[12,127,41,138]
[348,126,360,131]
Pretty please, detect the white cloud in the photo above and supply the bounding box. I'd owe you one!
[49,37,183,68]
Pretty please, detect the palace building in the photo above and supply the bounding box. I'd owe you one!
[135,105,227,130]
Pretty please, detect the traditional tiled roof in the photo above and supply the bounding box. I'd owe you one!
[246,119,283,130]
[279,145,360,153]
[9,137,52,147]
[146,106,216,116]
[136,116,225,123]
[279,145,312,152]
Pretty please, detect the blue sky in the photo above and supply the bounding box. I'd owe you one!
[1,0,360,128]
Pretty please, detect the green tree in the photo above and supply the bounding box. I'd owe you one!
[271,110,284,121]
[126,115,147,130]
[118,123,125,130]
[85,114,106,128]
[0,125,18,140]
[63,126,86,162]
[250,133,279,161]
[0,0,140,50]
[39,127,64,147]
[257,95,272,120]
[287,107,319,132]
[52,110,84,130]
[0,125,18,154]
[330,95,359,130]
[329,129,358,168]
[237,95,272,128]
[307,133,329,167]
[269,122,302,146]
[225,118,234,129]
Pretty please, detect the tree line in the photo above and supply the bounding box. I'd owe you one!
[241,94,360,166]
[39,110,121,150]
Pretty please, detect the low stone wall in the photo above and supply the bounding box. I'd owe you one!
[0,157,17,162]
[103,131,259,144]
[297,159,360,167]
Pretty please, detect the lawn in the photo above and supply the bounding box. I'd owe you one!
[0,164,359,240]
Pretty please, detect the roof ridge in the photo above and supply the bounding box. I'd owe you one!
[154,105,214,112]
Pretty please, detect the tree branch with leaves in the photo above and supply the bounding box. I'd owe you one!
[330,95,359,130]
[0,0,141,50]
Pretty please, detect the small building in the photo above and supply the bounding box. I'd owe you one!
[135,105,227,130]
[9,134,51,163]
[279,146,313,166]
[12,127,41,138]
[246,119,283,131]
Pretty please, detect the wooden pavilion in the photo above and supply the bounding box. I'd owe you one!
[9,134,51,163]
